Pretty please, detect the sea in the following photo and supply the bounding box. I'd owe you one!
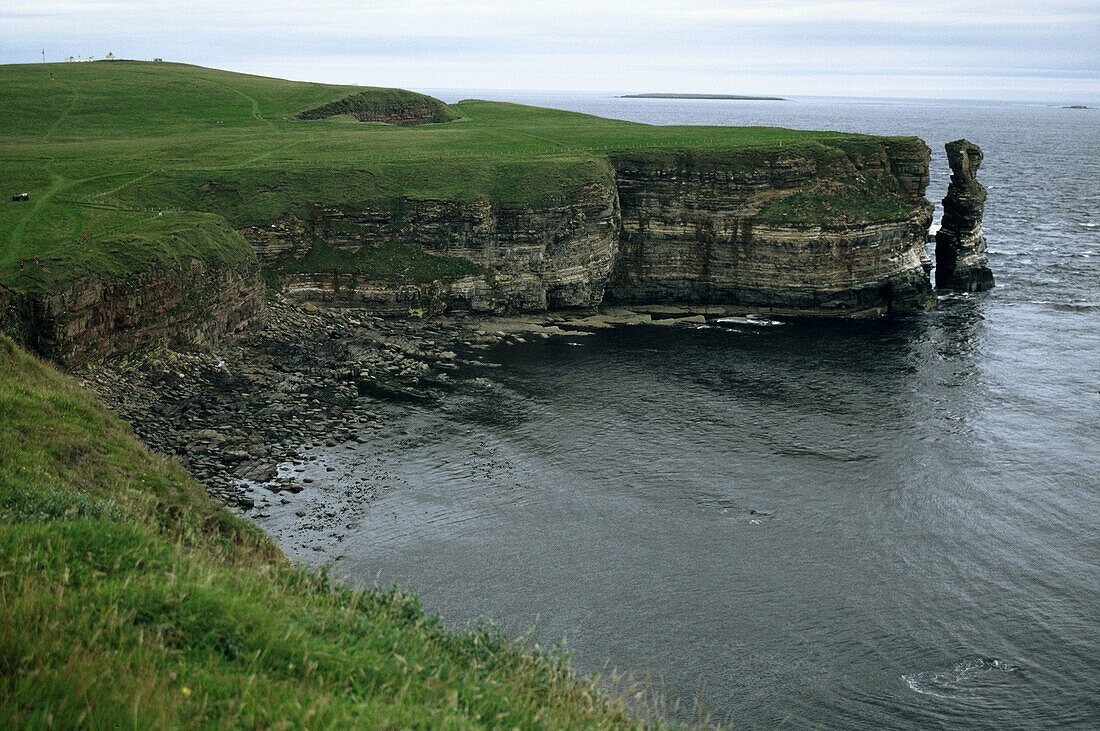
[252,93,1099,729]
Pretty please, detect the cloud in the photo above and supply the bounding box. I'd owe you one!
[2,1,1097,100]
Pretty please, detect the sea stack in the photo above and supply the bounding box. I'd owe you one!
[935,139,995,291]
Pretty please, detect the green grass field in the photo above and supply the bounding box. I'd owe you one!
[0,334,650,727]
[0,60,915,295]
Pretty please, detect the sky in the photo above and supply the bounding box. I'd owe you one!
[3,0,1098,102]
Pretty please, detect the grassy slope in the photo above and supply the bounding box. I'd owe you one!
[1,211,256,294]
[0,61,919,292]
[0,334,642,727]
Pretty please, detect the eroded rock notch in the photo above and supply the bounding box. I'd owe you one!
[935,140,995,291]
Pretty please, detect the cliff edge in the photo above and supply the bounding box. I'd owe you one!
[241,137,936,318]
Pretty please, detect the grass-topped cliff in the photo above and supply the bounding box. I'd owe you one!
[0,60,922,299]
[0,333,643,726]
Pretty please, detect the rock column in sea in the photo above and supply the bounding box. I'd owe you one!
[935,139,995,291]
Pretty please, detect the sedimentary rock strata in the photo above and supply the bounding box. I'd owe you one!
[255,138,938,316]
[14,257,263,367]
[935,139,995,292]
[243,181,621,314]
[606,140,937,314]
[4,141,953,369]
[240,215,313,264]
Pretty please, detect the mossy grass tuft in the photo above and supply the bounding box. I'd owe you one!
[295,88,458,125]
[272,237,483,285]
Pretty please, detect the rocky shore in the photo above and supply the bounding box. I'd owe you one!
[78,298,514,509]
[76,297,642,510]
[77,295,873,512]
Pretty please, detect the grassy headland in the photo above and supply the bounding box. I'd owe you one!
[1,60,919,291]
[0,334,643,726]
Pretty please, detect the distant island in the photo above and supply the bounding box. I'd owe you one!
[622,93,786,101]
[1063,105,1090,109]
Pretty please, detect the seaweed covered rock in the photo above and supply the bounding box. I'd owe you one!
[935,140,995,291]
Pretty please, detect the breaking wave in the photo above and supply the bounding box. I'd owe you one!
[902,657,1020,700]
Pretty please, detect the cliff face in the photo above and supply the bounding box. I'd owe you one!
[935,140,995,292]
[396,187,620,310]
[8,258,263,367]
[606,139,936,314]
[247,140,936,317]
[3,142,940,368]
[241,216,313,264]
[244,181,620,314]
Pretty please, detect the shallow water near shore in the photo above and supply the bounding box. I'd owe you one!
[251,96,1099,728]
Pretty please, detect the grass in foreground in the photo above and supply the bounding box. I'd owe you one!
[0,334,646,727]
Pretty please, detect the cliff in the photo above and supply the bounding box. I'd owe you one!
[0,63,962,367]
[606,139,936,314]
[11,259,262,366]
[245,180,620,314]
[1,214,263,367]
[251,139,936,317]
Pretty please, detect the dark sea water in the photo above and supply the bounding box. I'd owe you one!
[256,95,1100,728]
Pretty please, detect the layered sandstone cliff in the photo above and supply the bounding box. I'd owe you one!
[242,181,621,314]
[606,139,936,314]
[935,140,995,292]
[5,255,262,367]
[4,140,944,368]
[250,138,938,317]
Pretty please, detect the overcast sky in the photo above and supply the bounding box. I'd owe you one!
[4,1,1098,101]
